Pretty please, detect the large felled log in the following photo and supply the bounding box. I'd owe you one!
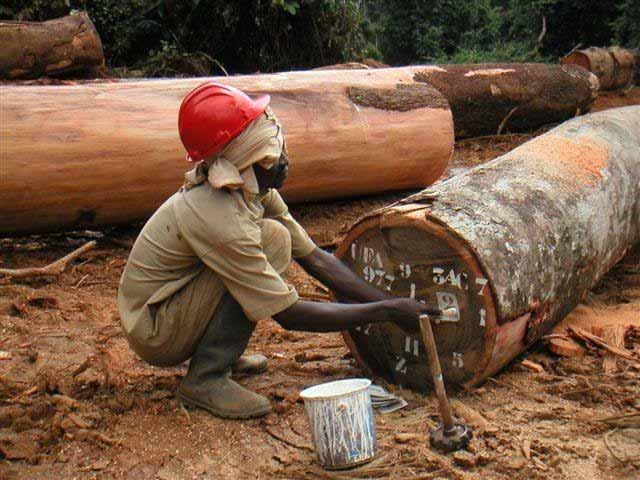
[0,68,453,235]
[334,106,640,391]
[414,63,599,138]
[0,13,104,79]
[561,47,637,91]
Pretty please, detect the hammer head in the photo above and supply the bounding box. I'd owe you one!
[429,423,473,452]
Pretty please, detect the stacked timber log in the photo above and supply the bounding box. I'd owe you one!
[0,68,454,235]
[561,47,637,90]
[335,106,640,391]
[0,63,599,234]
[0,13,104,79]
[414,63,599,138]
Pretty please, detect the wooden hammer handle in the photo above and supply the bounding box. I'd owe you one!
[419,314,455,429]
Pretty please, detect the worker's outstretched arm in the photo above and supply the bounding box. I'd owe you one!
[296,247,391,303]
[273,297,439,333]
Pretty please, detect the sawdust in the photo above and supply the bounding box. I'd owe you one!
[517,134,610,187]
[591,87,640,113]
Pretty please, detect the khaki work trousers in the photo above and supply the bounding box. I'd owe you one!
[135,219,292,366]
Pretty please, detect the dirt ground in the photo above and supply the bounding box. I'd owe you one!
[1,89,639,480]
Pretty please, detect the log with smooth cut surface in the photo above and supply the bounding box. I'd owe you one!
[0,13,104,79]
[335,106,640,391]
[0,68,454,235]
[414,63,599,138]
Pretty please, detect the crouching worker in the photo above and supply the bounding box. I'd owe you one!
[118,83,437,419]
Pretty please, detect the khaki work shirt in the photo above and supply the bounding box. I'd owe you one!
[117,185,316,340]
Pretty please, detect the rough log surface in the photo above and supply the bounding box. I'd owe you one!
[335,106,640,391]
[348,84,450,111]
[562,47,637,90]
[0,13,104,79]
[414,63,599,138]
[0,68,453,235]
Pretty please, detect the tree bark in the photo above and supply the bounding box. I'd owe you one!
[0,13,104,79]
[414,63,599,138]
[314,59,390,70]
[334,106,640,391]
[561,47,637,91]
[314,62,371,70]
[0,68,453,235]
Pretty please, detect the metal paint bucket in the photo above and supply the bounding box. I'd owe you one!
[300,379,377,470]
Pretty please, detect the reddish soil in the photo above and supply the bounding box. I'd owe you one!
[591,87,640,112]
[1,88,639,480]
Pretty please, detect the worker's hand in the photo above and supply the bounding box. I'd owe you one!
[386,298,441,333]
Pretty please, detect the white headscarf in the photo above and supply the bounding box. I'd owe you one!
[184,107,284,198]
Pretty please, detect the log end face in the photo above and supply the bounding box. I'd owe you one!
[335,215,497,391]
[561,52,591,72]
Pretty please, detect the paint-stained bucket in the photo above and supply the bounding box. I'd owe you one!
[300,379,377,470]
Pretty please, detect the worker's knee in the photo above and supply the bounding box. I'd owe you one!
[259,219,291,274]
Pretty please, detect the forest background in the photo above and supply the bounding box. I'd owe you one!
[2,0,639,77]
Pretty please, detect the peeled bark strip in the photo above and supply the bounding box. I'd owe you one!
[414,63,599,138]
[0,68,453,235]
[0,13,104,79]
[335,106,640,391]
[562,47,637,90]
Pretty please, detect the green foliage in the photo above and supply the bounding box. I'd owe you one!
[2,0,69,20]
[365,0,513,64]
[507,0,620,57]
[440,42,545,65]
[3,0,639,73]
[272,0,300,15]
[3,0,368,75]
[143,40,225,78]
[613,0,640,49]
[364,0,637,65]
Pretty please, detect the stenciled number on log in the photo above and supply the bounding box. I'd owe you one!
[435,291,460,323]
[363,265,396,291]
[405,336,420,356]
[475,277,488,296]
[452,352,464,368]
[399,263,412,278]
[395,356,408,374]
[344,235,493,389]
[433,267,466,290]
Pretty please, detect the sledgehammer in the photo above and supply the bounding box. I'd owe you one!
[419,313,473,452]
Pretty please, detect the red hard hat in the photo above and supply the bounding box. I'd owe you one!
[178,82,271,162]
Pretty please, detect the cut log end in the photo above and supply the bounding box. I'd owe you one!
[562,52,591,72]
[335,211,497,390]
[347,84,449,112]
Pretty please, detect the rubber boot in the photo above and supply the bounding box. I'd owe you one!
[232,354,268,375]
[177,294,272,419]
